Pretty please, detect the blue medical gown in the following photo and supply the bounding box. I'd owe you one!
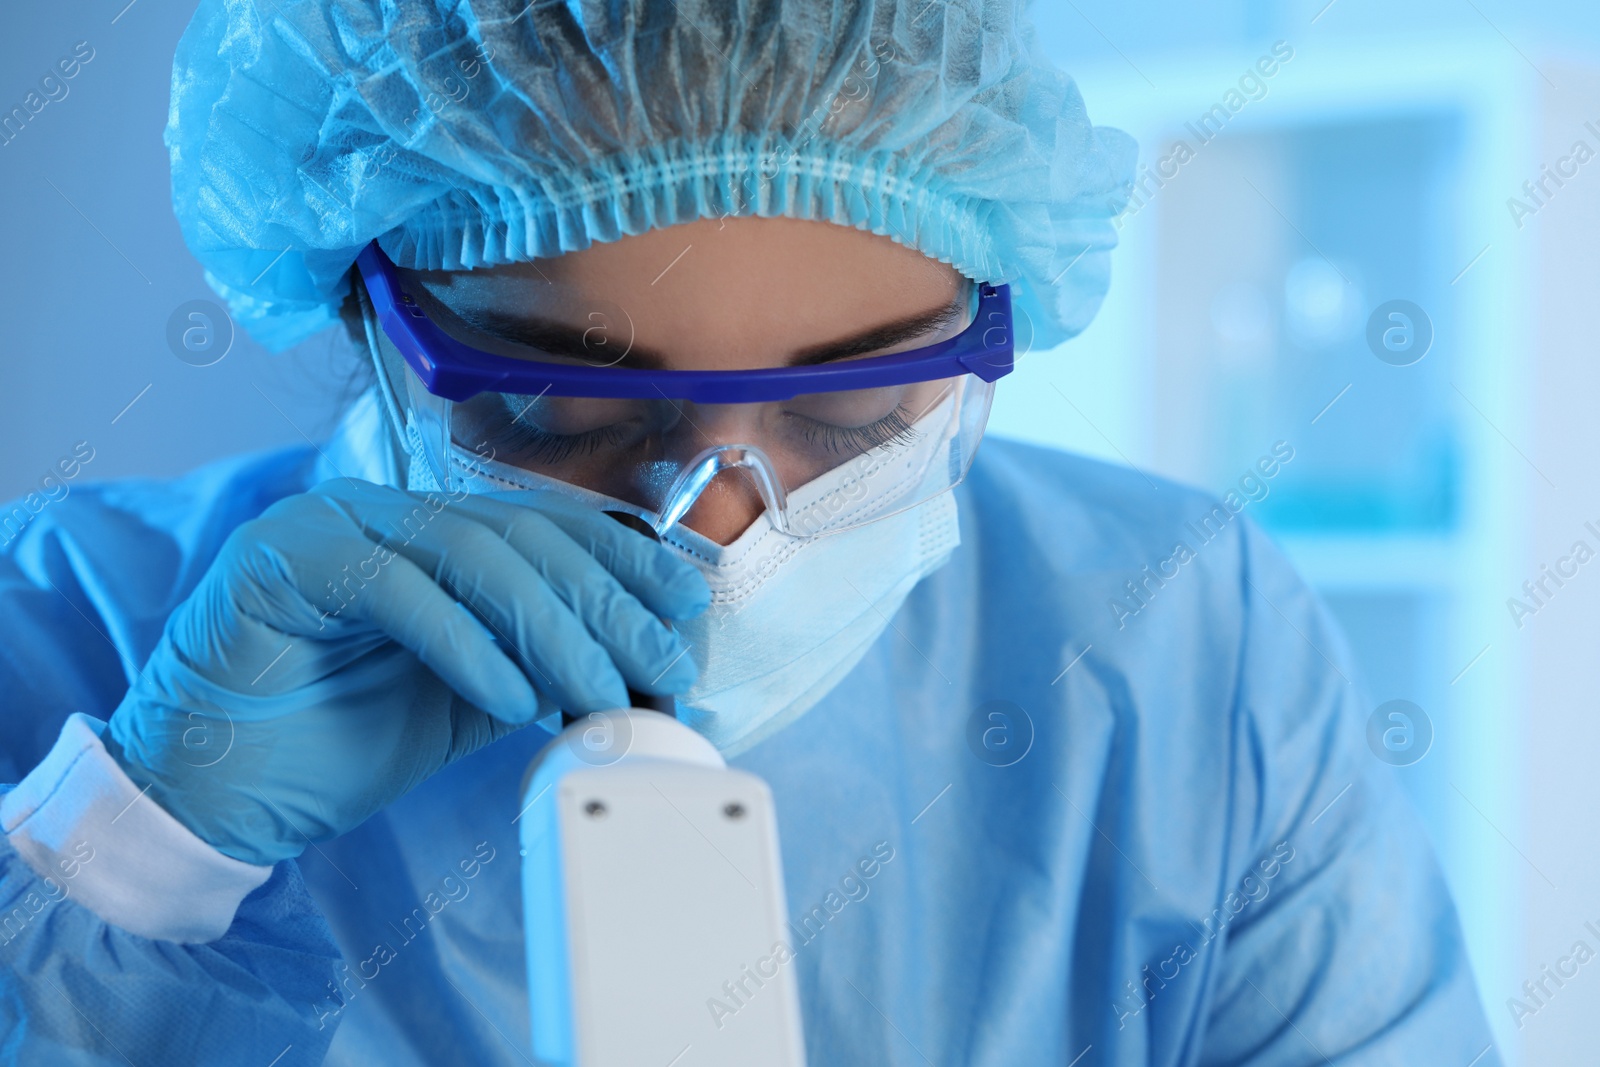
[0,393,1498,1065]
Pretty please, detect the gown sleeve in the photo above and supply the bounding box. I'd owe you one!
[0,785,345,1065]
[0,449,350,1064]
[1197,520,1500,1066]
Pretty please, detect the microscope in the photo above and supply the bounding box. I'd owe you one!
[519,516,807,1066]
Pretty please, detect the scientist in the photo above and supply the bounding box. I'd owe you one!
[0,0,1497,1063]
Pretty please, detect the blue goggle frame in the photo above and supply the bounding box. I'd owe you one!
[354,241,1016,404]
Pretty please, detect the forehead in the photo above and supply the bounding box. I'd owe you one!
[404,216,967,349]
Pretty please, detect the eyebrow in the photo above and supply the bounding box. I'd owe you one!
[442,292,972,371]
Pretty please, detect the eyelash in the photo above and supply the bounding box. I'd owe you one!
[483,401,921,465]
[484,415,634,466]
[790,406,920,455]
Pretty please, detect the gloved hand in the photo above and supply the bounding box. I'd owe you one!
[103,479,708,867]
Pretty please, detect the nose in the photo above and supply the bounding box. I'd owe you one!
[676,473,766,545]
[651,443,791,546]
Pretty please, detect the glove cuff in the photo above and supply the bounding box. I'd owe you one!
[1,713,274,943]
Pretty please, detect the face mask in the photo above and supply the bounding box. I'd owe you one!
[397,416,961,755]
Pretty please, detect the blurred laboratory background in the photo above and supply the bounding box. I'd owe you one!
[2,1,1597,1062]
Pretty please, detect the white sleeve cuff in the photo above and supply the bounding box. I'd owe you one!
[1,712,273,943]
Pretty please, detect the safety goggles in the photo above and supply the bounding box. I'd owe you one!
[355,241,1014,538]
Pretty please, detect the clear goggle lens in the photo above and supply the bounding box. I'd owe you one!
[403,365,994,539]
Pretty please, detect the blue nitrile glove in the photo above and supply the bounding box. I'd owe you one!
[102,480,708,867]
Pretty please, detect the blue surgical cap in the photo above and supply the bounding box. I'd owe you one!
[166,0,1136,352]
